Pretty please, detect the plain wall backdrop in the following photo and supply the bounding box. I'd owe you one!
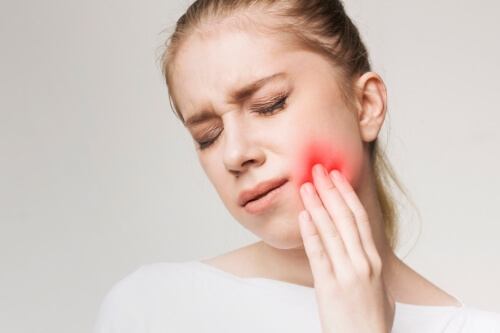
[1,0,499,332]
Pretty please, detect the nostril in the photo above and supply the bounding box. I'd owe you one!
[242,159,257,167]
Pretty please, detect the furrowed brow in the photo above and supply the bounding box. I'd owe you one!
[184,110,218,127]
[184,72,287,127]
[227,72,287,104]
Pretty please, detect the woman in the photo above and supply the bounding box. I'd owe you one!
[95,0,500,332]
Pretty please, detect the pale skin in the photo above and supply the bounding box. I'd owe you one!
[169,15,461,333]
[299,165,394,332]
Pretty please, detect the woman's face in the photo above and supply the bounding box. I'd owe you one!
[170,26,367,249]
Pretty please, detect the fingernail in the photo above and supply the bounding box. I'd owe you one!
[313,164,327,177]
[331,170,342,181]
[301,182,313,194]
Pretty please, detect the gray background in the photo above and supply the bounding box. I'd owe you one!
[1,0,499,332]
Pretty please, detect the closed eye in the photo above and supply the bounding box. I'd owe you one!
[196,92,289,150]
[249,92,288,115]
[196,126,222,150]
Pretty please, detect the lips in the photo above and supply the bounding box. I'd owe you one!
[238,177,288,207]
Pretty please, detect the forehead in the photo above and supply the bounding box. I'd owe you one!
[170,27,304,121]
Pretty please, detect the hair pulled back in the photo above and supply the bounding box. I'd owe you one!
[161,0,413,249]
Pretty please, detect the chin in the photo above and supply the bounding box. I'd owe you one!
[231,191,306,250]
[249,211,306,250]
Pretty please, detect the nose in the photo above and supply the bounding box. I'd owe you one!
[222,122,265,176]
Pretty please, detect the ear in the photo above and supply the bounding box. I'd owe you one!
[354,72,387,142]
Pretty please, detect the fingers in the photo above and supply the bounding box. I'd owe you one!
[299,164,380,279]
[300,182,350,275]
[311,165,368,272]
[329,169,382,270]
[298,210,335,287]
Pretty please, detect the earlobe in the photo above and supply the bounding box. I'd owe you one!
[355,72,388,143]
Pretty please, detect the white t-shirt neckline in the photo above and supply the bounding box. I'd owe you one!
[192,260,466,310]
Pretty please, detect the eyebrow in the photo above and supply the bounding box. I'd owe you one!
[184,72,287,127]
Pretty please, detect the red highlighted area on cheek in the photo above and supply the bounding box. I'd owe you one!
[291,139,352,188]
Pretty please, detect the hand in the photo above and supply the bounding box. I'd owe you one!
[298,164,395,333]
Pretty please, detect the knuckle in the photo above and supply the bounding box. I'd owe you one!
[337,269,357,286]
[355,259,372,277]
[323,229,340,240]
[305,236,323,255]
[338,209,355,221]
[338,215,356,229]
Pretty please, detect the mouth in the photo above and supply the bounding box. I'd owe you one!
[238,178,288,214]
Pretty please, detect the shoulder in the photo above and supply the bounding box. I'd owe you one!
[94,261,197,333]
[101,262,186,298]
[100,261,199,303]
[393,303,500,333]
[460,306,500,332]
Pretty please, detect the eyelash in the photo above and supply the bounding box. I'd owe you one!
[197,93,289,150]
[249,92,288,115]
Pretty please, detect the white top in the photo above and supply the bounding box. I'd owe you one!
[94,261,500,333]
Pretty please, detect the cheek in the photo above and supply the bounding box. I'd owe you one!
[199,155,227,196]
[290,137,362,189]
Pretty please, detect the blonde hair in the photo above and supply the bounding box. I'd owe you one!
[159,0,416,249]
